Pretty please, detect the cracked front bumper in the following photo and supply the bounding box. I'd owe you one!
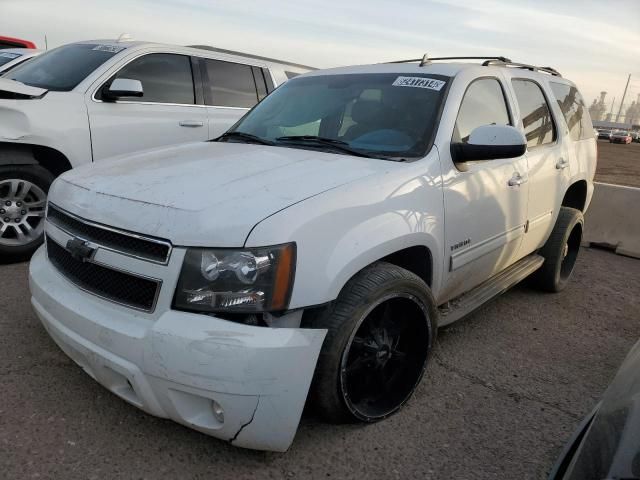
[29,247,326,452]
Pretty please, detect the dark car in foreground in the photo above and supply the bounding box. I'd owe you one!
[549,339,640,480]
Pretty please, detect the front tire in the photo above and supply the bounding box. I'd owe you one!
[532,206,583,293]
[308,262,437,423]
[0,165,53,263]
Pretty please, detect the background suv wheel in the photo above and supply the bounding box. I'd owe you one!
[0,165,53,263]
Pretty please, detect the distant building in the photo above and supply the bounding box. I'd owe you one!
[625,94,640,125]
[589,91,608,121]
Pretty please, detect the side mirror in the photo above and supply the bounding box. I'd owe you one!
[451,125,526,163]
[103,78,143,101]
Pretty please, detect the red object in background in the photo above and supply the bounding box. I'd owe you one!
[0,35,37,49]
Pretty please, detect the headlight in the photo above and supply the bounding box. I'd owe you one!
[173,243,296,313]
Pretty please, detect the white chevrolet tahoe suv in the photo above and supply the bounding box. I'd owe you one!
[0,39,311,259]
[29,56,596,451]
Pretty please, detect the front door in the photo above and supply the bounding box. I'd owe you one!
[439,77,529,303]
[87,53,208,161]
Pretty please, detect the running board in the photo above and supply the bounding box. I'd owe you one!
[437,254,544,327]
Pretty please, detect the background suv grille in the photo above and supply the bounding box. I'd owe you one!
[46,237,160,312]
[47,204,171,264]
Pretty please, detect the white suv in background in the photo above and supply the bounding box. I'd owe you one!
[0,39,312,259]
[30,56,596,451]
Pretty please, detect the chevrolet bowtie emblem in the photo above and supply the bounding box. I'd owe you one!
[66,237,96,262]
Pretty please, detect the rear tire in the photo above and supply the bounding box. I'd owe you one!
[307,262,437,423]
[531,206,583,293]
[0,165,53,263]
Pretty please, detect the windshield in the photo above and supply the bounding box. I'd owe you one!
[0,52,21,67]
[228,72,449,159]
[7,43,121,91]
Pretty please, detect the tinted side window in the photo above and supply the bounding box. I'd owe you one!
[285,71,300,79]
[549,82,593,140]
[454,78,510,143]
[204,59,258,108]
[512,79,556,148]
[114,53,194,104]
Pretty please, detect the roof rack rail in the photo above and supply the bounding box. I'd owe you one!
[388,55,512,67]
[186,45,316,70]
[387,54,562,77]
[482,59,562,77]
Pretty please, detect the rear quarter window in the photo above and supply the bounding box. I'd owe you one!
[549,82,594,141]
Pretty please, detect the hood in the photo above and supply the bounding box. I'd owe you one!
[50,142,388,246]
[0,78,47,98]
[562,338,640,480]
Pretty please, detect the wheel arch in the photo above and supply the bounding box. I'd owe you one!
[562,180,588,212]
[0,142,72,178]
[301,238,437,317]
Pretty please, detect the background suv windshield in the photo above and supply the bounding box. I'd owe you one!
[6,43,120,91]
[232,72,450,158]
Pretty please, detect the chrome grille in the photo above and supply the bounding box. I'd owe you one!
[46,236,161,312]
[47,204,171,264]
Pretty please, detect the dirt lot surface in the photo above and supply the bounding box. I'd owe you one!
[595,139,640,187]
[1,247,639,479]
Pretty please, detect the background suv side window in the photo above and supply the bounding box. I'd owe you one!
[511,79,556,148]
[203,59,260,108]
[114,53,195,104]
[549,82,593,141]
[454,78,510,143]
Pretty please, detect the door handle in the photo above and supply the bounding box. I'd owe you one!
[556,158,569,170]
[508,173,528,187]
[179,120,204,127]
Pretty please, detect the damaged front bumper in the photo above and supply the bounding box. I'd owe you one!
[29,247,326,452]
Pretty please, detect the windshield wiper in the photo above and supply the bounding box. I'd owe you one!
[215,131,274,145]
[275,135,388,159]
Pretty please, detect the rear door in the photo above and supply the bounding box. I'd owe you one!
[199,58,267,138]
[87,53,208,161]
[439,77,529,303]
[510,79,567,255]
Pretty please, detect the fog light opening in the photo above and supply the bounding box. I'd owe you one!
[211,400,225,424]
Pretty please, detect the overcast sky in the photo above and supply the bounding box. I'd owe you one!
[2,0,639,107]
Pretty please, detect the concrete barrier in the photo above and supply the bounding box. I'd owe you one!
[583,182,640,259]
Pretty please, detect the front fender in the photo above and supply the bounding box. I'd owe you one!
[0,92,91,167]
[246,153,445,308]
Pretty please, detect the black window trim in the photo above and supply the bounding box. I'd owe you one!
[191,56,205,106]
[511,77,559,151]
[451,75,515,153]
[251,66,268,101]
[92,52,200,107]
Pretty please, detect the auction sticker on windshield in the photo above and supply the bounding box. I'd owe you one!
[392,77,446,91]
[92,44,126,54]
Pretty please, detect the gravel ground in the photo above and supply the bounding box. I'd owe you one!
[1,247,638,479]
[594,140,640,188]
